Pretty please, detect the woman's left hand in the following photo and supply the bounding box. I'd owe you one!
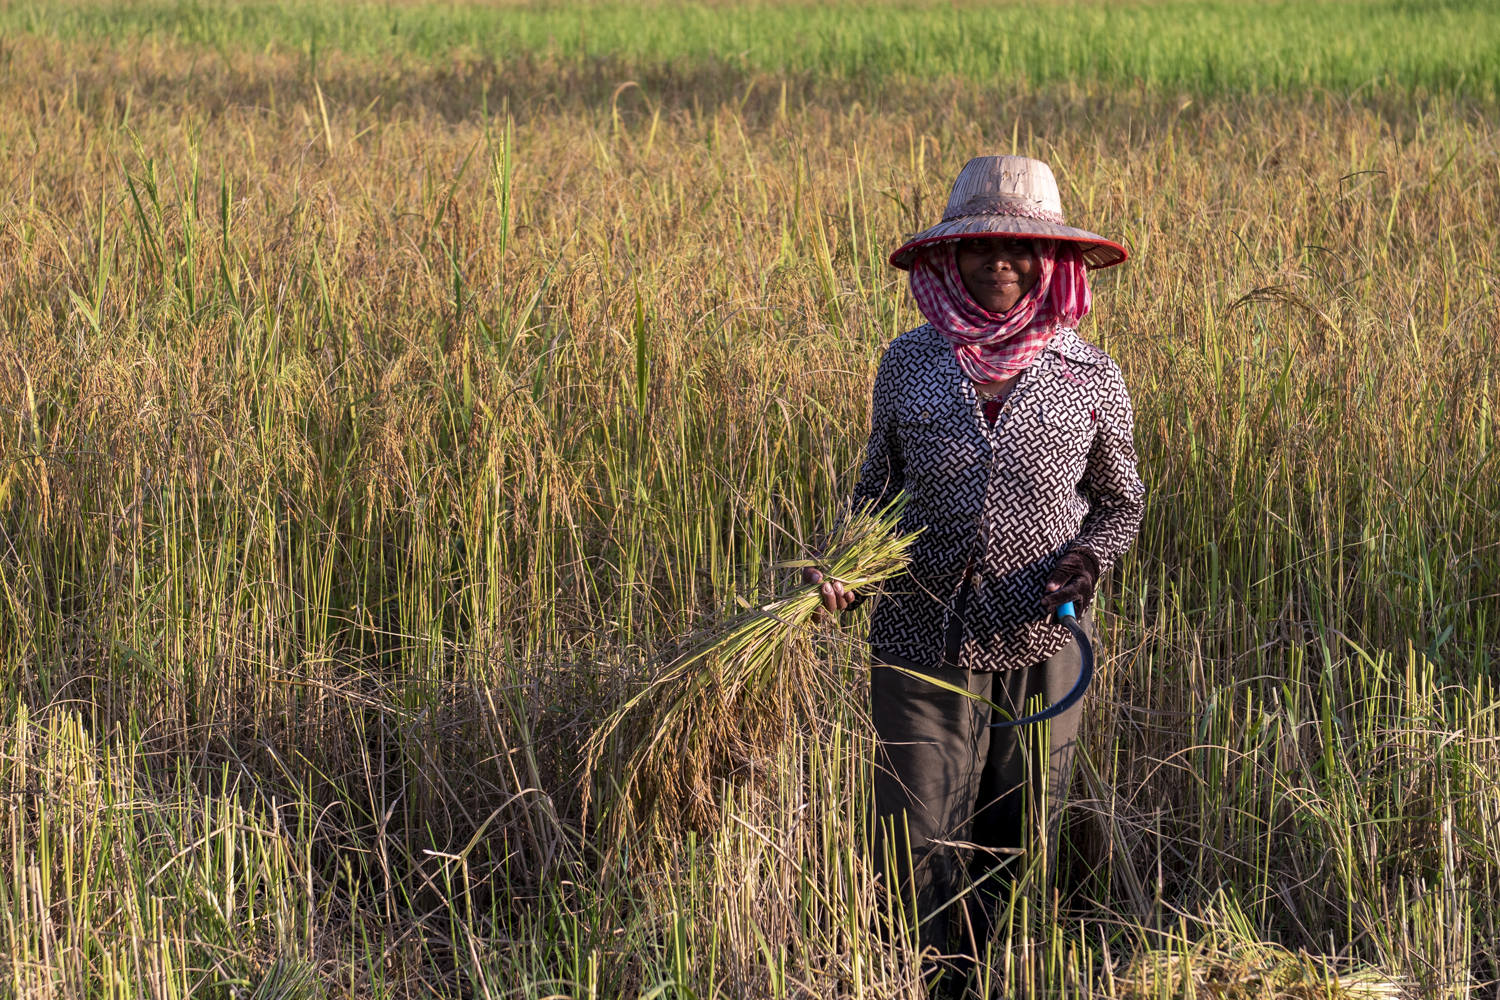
[1042,549,1100,613]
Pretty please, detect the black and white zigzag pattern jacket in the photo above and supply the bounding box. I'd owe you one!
[851,323,1145,671]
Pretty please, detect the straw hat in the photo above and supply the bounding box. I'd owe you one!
[889,155,1128,271]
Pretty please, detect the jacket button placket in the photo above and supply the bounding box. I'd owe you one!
[965,369,1032,671]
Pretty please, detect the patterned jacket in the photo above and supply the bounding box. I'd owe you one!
[851,324,1145,671]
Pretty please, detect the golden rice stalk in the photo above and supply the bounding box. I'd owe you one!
[1118,892,1407,1000]
[1119,946,1405,1000]
[585,498,920,837]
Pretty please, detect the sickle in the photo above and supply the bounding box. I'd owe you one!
[989,601,1094,729]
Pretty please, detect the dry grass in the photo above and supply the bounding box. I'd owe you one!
[1,4,1498,996]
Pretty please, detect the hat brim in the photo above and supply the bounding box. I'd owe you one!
[889,215,1129,271]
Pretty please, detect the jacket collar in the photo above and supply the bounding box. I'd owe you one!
[1047,327,1099,366]
[916,323,1098,373]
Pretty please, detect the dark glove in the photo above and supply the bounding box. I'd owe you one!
[1041,548,1100,613]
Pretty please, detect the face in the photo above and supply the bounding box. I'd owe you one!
[954,237,1039,314]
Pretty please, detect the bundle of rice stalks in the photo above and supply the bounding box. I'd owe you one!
[1120,944,1405,1000]
[585,499,920,837]
[1118,896,1406,1000]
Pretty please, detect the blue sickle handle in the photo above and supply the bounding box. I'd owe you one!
[989,599,1093,728]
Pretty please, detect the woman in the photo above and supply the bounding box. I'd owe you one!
[808,155,1144,982]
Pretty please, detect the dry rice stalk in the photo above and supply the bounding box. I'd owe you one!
[1119,894,1407,1000]
[585,498,920,837]
[1120,946,1406,1000]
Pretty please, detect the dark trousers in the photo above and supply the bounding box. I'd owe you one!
[870,600,1091,966]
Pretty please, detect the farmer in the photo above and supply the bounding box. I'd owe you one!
[807,155,1144,984]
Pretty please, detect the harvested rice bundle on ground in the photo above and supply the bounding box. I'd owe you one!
[1119,915,1406,1000]
[587,499,920,836]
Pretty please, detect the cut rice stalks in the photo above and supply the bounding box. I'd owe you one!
[585,498,921,838]
[1118,895,1407,1000]
[1120,943,1406,1000]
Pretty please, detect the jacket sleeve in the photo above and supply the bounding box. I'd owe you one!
[838,349,904,614]
[1071,364,1145,574]
[848,346,904,517]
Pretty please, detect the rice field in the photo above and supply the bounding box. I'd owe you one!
[2,0,1499,996]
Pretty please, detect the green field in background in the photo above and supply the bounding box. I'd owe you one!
[9,0,1500,95]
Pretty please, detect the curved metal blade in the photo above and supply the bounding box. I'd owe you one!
[989,610,1094,729]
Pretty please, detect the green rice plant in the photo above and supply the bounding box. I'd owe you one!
[10,0,1500,100]
[587,498,920,836]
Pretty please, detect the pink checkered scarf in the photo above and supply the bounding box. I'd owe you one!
[909,240,1092,382]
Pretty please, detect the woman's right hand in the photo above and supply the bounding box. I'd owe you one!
[803,568,856,616]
